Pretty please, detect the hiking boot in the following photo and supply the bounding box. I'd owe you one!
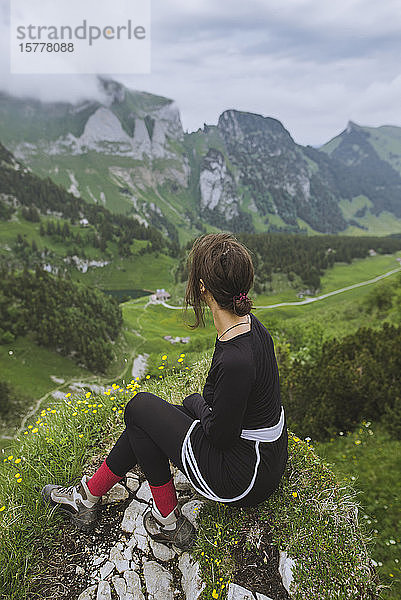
[41,474,100,532]
[143,500,197,550]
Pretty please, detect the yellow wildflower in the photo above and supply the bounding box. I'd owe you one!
[158,365,164,370]
[16,478,22,483]
[32,428,38,434]
[85,392,91,398]
[0,506,5,512]
[293,436,300,442]
[292,491,298,498]
[146,375,150,379]
[15,459,21,464]
[72,412,78,416]
[79,434,83,438]
[355,440,361,445]
[7,456,13,460]
[180,353,185,357]
[212,590,219,599]
[92,410,97,414]
[65,393,71,398]
[162,355,167,360]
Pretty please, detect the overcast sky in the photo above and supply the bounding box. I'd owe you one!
[1,0,401,146]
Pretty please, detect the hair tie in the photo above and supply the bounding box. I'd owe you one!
[233,291,249,303]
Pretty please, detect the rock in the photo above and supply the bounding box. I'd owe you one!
[133,514,150,553]
[227,583,256,600]
[278,550,296,593]
[123,545,133,561]
[102,483,129,505]
[174,470,192,491]
[125,570,145,600]
[143,559,174,600]
[178,552,205,600]
[181,500,205,530]
[93,555,106,567]
[126,476,140,493]
[109,546,130,573]
[149,539,175,561]
[255,593,274,600]
[77,584,97,600]
[112,576,127,599]
[97,581,112,600]
[130,559,140,571]
[76,565,85,575]
[121,499,148,533]
[136,480,152,502]
[112,575,135,600]
[99,560,114,580]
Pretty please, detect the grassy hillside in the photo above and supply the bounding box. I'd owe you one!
[316,423,401,599]
[0,354,380,600]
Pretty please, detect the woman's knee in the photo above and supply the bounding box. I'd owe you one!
[124,391,161,425]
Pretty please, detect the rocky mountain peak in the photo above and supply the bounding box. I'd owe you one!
[97,76,126,106]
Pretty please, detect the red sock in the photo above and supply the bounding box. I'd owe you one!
[149,477,178,517]
[87,459,124,497]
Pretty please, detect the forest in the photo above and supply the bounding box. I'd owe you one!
[0,266,122,375]
[176,231,401,291]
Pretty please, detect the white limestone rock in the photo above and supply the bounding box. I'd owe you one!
[102,483,129,505]
[99,560,114,580]
[136,480,152,502]
[178,552,206,600]
[181,500,205,530]
[93,555,107,567]
[121,499,147,533]
[77,584,97,600]
[279,550,296,594]
[174,470,192,491]
[255,593,274,600]
[112,575,135,600]
[126,476,140,493]
[149,539,175,562]
[199,149,239,220]
[142,559,174,600]
[96,581,112,600]
[109,546,130,573]
[134,513,150,553]
[227,583,256,600]
[125,570,145,600]
[123,545,133,561]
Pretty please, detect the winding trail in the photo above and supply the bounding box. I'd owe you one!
[2,265,400,444]
[159,266,401,310]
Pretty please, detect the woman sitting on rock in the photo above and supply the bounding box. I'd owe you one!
[42,233,288,550]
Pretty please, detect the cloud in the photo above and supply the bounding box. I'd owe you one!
[1,0,401,145]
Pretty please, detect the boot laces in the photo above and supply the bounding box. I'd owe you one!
[57,478,81,495]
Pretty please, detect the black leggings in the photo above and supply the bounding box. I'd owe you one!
[106,391,195,486]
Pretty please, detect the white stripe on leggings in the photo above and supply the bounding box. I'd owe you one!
[180,407,285,503]
[180,420,261,502]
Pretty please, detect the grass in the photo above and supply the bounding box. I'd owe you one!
[0,352,381,600]
[316,423,401,600]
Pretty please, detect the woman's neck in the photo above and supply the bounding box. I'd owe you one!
[210,304,250,340]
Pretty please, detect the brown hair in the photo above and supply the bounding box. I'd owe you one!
[184,232,254,328]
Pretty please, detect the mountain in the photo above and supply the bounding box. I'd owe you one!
[1,78,401,237]
[320,121,401,231]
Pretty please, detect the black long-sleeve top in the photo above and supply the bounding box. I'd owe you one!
[183,311,283,450]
